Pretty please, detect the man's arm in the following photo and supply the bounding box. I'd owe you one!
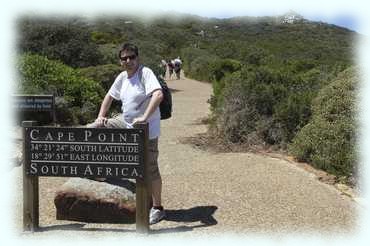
[132,89,163,125]
[95,93,114,127]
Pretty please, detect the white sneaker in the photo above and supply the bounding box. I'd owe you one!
[149,207,165,225]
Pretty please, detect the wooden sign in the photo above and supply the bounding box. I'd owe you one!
[24,127,145,179]
[22,122,150,233]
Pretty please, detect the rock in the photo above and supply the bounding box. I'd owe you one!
[54,178,137,223]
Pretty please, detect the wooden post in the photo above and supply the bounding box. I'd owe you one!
[22,121,39,232]
[135,123,151,233]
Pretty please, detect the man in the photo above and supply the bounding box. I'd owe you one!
[89,43,165,225]
[167,59,174,79]
[174,56,182,79]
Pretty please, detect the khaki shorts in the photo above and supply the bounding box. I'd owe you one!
[147,138,161,181]
[87,115,161,181]
[86,114,127,129]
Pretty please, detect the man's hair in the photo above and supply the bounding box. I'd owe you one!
[118,43,139,58]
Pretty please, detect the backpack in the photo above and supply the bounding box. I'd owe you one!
[138,66,172,120]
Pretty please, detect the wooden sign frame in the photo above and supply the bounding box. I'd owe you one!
[22,121,151,233]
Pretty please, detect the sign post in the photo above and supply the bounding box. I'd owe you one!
[22,124,150,233]
[22,121,39,232]
[135,123,150,233]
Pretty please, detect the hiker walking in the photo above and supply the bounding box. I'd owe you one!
[174,57,182,79]
[160,59,167,78]
[167,59,174,79]
[88,43,166,225]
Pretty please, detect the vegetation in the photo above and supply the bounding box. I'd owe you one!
[16,12,358,181]
[17,53,104,125]
[289,67,358,178]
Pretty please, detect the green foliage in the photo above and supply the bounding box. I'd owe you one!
[18,53,105,125]
[273,91,314,143]
[214,65,327,146]
[77,64,121,91]
[91,31,122,45]
[77,64,122,114]
[212,41,240,59]
[180,47,219,82]
[209,59,242,110]
[16,14,357,180]
[216,72,262,144]
[97,43,120,64]
[211,59,242,82]
[239,46,271,66]
[289,67,358,177]
[17,18,104,68]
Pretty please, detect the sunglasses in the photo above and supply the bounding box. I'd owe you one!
[120,54,137,62]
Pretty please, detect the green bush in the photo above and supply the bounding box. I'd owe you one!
[18,18,104,68]
[180,47,219,81]
[97,43,120,64]
[273,91,314,144]
[216,72,262,144]
[238,46,270,66]
[77,63,122,114]
[77,64,121,91]
[17,53,105,125]
[186,55,218,82]
[289,67,358,177]
[213,65,320,146]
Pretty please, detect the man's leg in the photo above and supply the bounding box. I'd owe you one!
[152,177,162,206]
[148,138,165,224]
[148,138,162,205]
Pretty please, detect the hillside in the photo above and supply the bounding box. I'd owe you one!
[18,12,356,69]
[16,12,359,181]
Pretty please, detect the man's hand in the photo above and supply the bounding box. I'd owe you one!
[95,116,108,127]
[132,116,147,125]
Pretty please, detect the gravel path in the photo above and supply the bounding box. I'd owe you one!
[10,75,358,239]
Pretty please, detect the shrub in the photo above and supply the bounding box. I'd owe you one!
[97,43,120,64]
[186,55,218,82]
[18,18,104,68]
[77,64,121,92]
[217,75,262,144]
[77,63,122,114]
[17,53,105,125]
[289,67,358,177]
[210,59,241,99]
[213,65,319,146]
[180,47,219,81]
[273,91,314,143]
[238,46,270,66]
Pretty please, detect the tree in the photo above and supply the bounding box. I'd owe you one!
[18,18,103,68]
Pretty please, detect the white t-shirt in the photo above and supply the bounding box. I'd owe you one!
[174,58,182,65]
[108,66,162,139]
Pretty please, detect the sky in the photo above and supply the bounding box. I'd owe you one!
[285,14,357,32]
[218,13,359,33]
[1,0,370,245]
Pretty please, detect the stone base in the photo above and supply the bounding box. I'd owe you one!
[54,178,137,223]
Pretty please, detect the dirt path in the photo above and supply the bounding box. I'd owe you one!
[153,76,357,234]
[11,75,358,238]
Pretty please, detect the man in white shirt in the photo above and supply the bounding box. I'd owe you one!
[173,57,182,79]
[90,43,165,224]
